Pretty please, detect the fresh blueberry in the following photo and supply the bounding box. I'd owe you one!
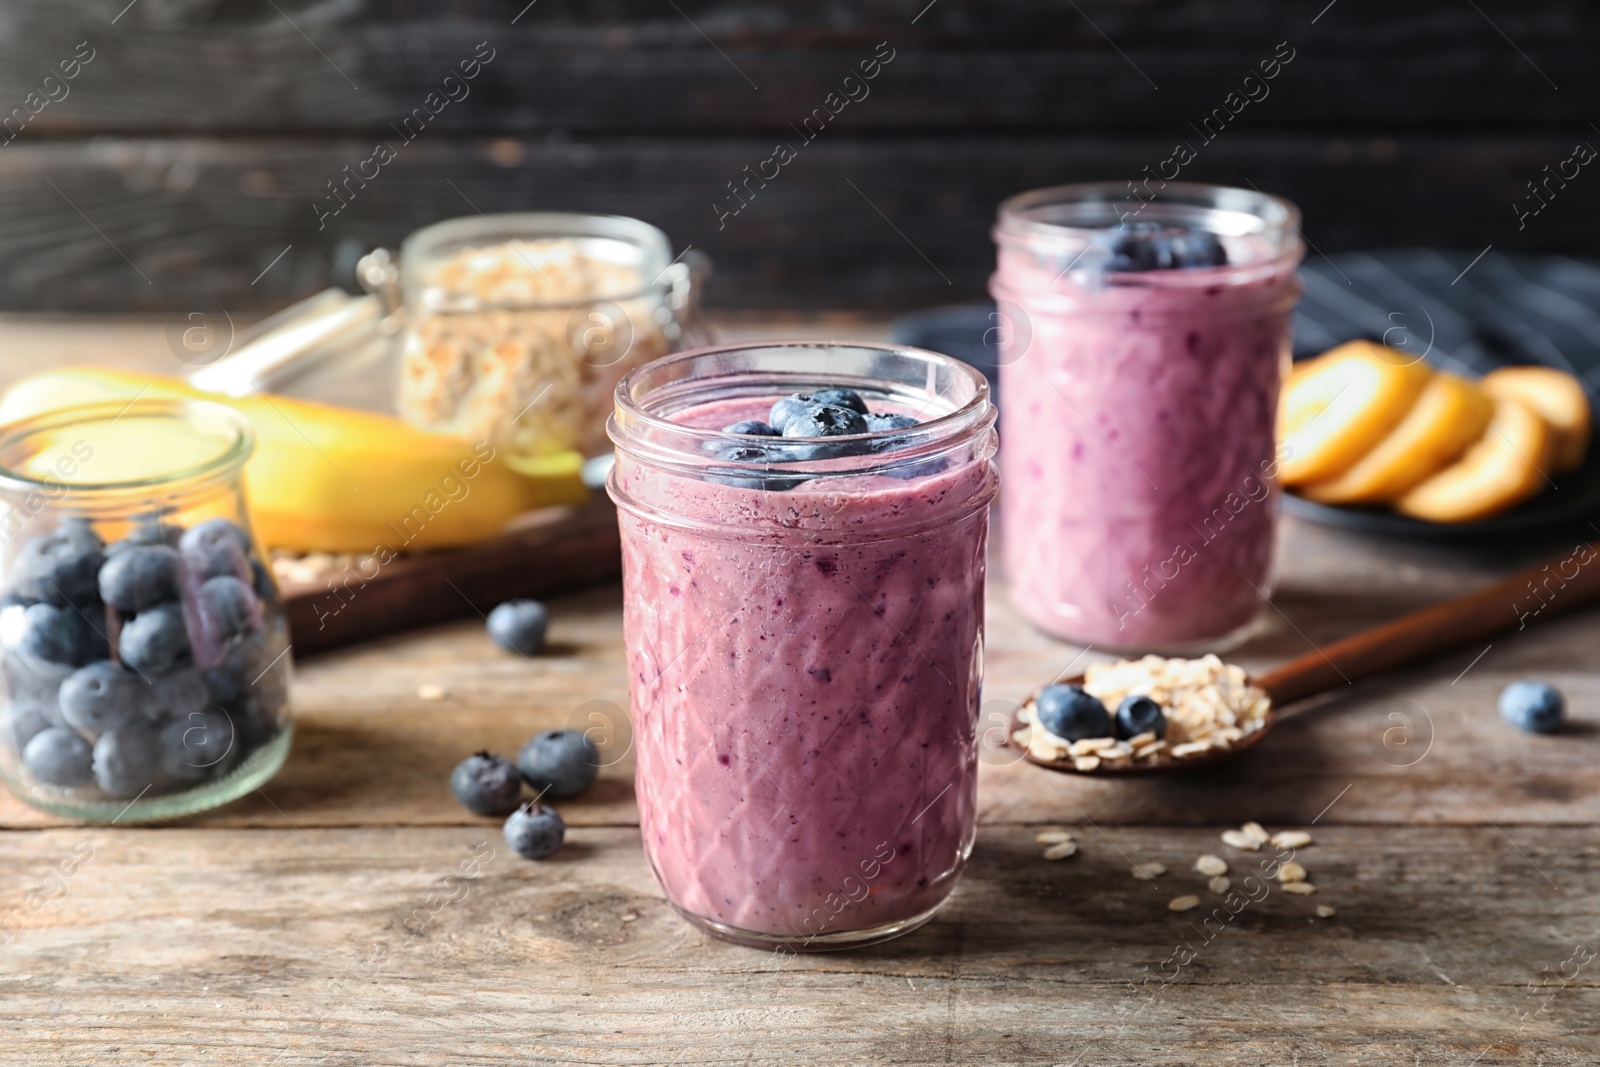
[97,545,181,615]
[487,599,548,656]
[197,575,260,642]
[807,388,869,415]
[2,647,73,705]
[864,413,919,432]
[2,701,54,756]
[1114,695,1167,740]
[1499,681,1565,734]
[1106,222,1229,272]
[150,669,211,722]
[780,404,869,439]
[721,420,780,436]
[1034,684,1112,741]
[106,521,183,554]
[178,517,250,580]
[59,660,147,736]
[93,722,164,797]
[703,439,811,492]
[768,394,816,433]
[503,802,565,860]
[23,726,94,787]
[517,728,600,799]
[249,558,279,605]
[10,602,107,667]
[232,696,284,754]
[118,602,192,676]
[160,709,237,784]
[451,751,525,816]
[9,524,105,607]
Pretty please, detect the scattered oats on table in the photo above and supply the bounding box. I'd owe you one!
[1240,821,1269,843]
[1316,905,1336,918]
[1282,881,1317,896]
[1042,840,1078,861]
[1271,830,1313,849]
[1194,854,1228,876]
[1208,875,1231,895]
[417,684,446,700]
[1035,828,1074,845]
[1220,829,1261,851]
[1131,862,1167,879]
[1277,862,1308,884]
[1168,895,1201,912]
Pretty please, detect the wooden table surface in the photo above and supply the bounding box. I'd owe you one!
[2,319,1598,1066]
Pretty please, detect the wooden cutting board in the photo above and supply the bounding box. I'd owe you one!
[278,495,621,654]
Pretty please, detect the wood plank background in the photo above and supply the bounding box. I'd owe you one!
[0,1,1596,311]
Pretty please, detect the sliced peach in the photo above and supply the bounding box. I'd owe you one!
[1395,397,1553,523]
[1278,341,1434,487]
[1482,366,1591,472]
[1300,373,1492,505]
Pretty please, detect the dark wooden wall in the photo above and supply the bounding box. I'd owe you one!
[1,0,1597,312]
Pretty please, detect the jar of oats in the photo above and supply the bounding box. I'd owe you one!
[387,213,710,459]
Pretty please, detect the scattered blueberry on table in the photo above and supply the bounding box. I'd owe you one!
[1499,681,1565,734]
[518,728,599,800]
[0,514,290,802]
[450,751,526,817]
[448,696,600,861]
[487,599,549,656]
[504,802,565,860]
[1115,695,1167,740]
[1034,684,1113,741]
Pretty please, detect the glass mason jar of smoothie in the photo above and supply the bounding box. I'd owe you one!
[607,342,998,950]
[0,400,293,822]
[990,182,1304,652]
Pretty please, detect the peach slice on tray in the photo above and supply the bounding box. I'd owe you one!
[1300,373,1492,505]
[1395,396,1553,523]
[1482,366,1591,473]
[1278,341,1434,487]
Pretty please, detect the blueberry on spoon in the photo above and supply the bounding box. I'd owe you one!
[1034,684,1112,741]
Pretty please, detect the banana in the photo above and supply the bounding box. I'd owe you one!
[0,367,589,553]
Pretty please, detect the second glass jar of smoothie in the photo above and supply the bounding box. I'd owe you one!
[990,182,1304,652]
[607,342,998,950]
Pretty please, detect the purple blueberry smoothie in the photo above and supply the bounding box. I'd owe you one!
[607,343,997,949]
[990,183,1304,651]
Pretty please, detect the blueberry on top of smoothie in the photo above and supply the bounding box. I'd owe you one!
[1034,684,1112,741]
[1106,222,1228,272]
[769,388,867,433]
[864,413,919,432]
[780,404,868,439]
[721,419,780,436]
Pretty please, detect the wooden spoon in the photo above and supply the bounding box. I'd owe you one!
[1013,538,1600,776]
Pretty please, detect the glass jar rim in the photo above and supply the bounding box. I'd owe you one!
[609,340,994,476]
[0,398,254,497]
[995,180,1301,257]
[400,211,679,311]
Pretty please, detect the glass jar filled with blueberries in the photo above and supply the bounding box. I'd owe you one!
[0,400,292,821]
